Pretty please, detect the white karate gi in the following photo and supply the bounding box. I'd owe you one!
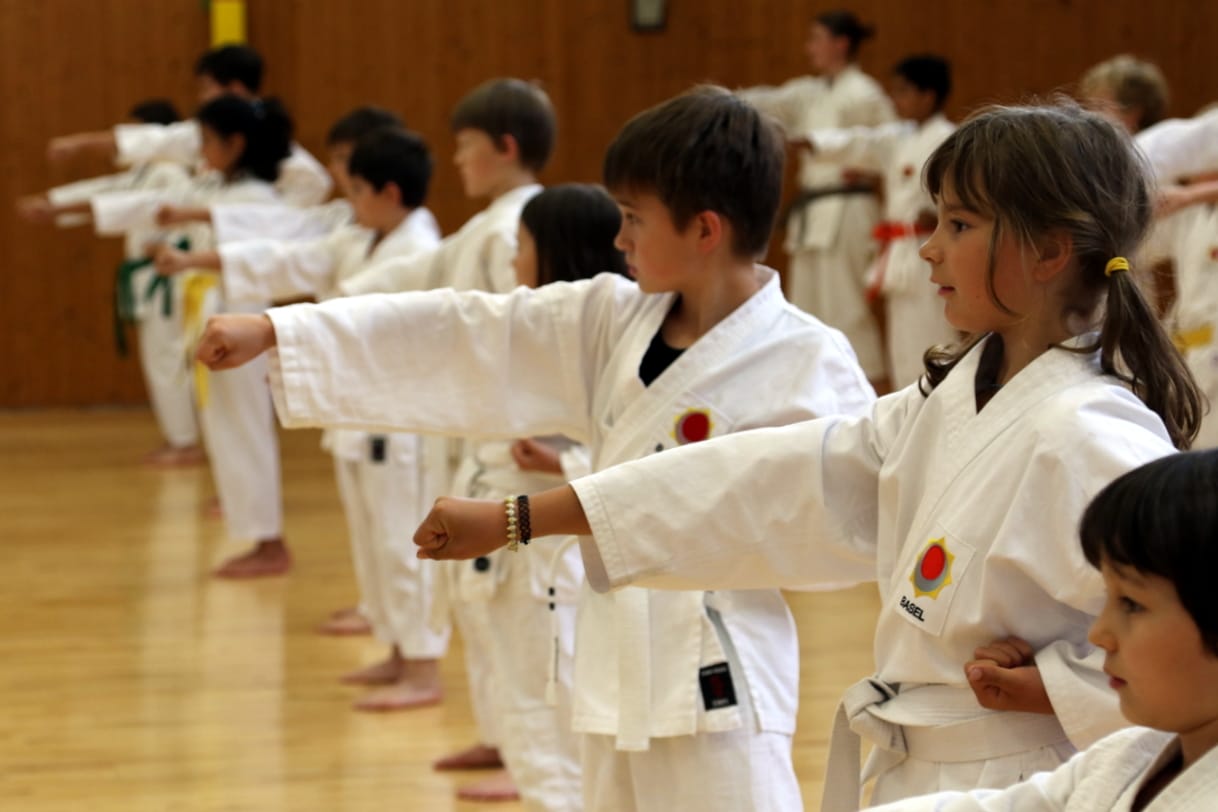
[48,162,198,448]
[1135,106,1218,183]
[93,174,284,543]
[261,270,875,811]
[211,198,353,244]
[1136,205,1218,449]
[220,208,446,655]
[810,115,958,387]
[741,66,896,379]
[866,727,1218,811]
[114,120,332,207]
[568,335,1176,809]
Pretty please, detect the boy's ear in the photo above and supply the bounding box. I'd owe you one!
[1032,229,1073,281]
[496,133,521,162]
[692,210,725,253]
[381,181,403,207]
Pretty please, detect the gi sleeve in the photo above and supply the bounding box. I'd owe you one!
[267,274,634,444]
[572,388,922,593]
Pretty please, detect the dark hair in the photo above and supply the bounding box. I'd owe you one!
[129,98,180,126]
[520,184,628,286]
[347,127,432,208]
[326,106,404,147]
[920,101,1203,448]
[603,85,784,259]
[194,44,263,94]
[195,95,293,183]
[815,10,875,58]
[893,54,952,108]
[1081,450,1218,655]
[450,78,556,173]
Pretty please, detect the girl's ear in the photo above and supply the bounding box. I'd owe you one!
[1032,229,1073,282]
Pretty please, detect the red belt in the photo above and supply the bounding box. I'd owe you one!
[873,221,934,242]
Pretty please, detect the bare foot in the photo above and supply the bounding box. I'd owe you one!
[352,681,443,711]
[456,770,520,802]
[317,607,372,636]
[143,443,206,468]
[340,653,403,685]
[433,743,504,771]
[212,539,291,579]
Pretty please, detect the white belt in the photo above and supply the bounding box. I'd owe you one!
[820,677,1070,812]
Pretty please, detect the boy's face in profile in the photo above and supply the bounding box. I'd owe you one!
[889,76,936,123]
[453,128,511,199]
[327,143,355,198]
[1089,561,1218,736]
[348,176,398,231]
[612,190,700,293]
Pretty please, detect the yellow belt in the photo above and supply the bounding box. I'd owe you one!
[182,272,219,408]
[1174,324,1214,353]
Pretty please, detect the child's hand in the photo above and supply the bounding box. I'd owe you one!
[153,245,191,276]
[156,205,187,227]
[511,438,563,475]
[194,314,277,370]
[15,195,54,224]
[47,135,83,162]
[964,636,1053,714]
[414,497,510,560]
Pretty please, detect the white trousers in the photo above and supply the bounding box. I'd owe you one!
[483,567,581,812]
[451,591,502,747]
[334,451,450,658]
[787,199,885,380]
[134,273,199,448]
[885,282,959,390]
[579,702,801,812]
[197,298,282,542]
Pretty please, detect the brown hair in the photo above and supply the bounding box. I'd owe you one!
[1079,55,1169,132]
[602,85,785,259]
[450,78,556,173]
[920,101,1203,449]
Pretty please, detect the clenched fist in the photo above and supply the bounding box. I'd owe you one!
[194,314,277,370]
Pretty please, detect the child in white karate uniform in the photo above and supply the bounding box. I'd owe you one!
[47,45,330,208]
[193,87,876,812]
[16,99,199,466]
[408,102,1204,810]
[156,127,445,707]
[341,78,555,803]
[740,9,894,385]
[443,183,627,811]
[96,95,292,578]
[867,450,1218,811]
[799,54,958,388]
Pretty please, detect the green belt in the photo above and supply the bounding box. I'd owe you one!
[112,236,189,356]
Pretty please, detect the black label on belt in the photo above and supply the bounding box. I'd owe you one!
[698,662,737,711]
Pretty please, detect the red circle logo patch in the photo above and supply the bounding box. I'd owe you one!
[675,410,712,444]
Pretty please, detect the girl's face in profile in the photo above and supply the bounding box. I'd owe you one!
[200,125,243,176]
[1089,560,1218,755]
[512,223,539,288]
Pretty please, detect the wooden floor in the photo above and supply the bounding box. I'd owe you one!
[0,409,880,811]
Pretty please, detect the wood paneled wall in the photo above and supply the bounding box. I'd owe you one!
[3,0,1216,406]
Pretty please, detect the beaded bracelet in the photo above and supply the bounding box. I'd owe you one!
[504,495,532,552]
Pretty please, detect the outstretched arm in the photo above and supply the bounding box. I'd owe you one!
[47,130,118,162]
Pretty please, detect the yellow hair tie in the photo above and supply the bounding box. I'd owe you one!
[1105,256,1130,277]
